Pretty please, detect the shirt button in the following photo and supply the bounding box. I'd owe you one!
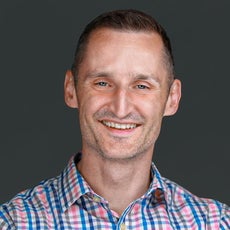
[155,189,162,200]
[120,223,126,230]
[93,196,101,202]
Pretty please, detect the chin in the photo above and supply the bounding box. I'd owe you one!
[98,148,145,163]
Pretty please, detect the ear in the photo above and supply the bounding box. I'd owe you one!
[163,79,181,116]
[64,70,78,108]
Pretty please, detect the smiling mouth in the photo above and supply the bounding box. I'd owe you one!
[101,120,138,130]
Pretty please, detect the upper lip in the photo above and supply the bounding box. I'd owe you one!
[99,119,141,125]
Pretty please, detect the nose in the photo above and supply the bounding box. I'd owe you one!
[110,88,133,119]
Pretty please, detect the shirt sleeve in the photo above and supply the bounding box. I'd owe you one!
[220,203,230,229]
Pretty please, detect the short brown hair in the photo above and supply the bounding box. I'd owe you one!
[71,9,175,83]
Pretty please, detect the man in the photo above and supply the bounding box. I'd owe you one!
[0,9,229,229]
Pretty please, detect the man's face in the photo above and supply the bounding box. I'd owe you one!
[67,28,181,161]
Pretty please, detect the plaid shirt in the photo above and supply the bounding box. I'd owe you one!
[0,153,229,229]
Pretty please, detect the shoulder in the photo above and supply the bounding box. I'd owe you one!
[0,176,59,229]
[162,176,230,228]
[1,175,59,210]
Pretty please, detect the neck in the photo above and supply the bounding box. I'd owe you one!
[77,150,153,216]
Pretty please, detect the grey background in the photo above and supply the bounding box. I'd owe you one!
[0,0,229,205]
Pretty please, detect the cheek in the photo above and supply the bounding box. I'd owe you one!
[78,94,107,117]
[138,96,166,117]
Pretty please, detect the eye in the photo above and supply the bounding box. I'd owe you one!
[95,81,109,87]
[93,80,114,91]
[136,84,149,90]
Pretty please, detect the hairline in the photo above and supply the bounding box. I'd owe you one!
[73,27,174,86]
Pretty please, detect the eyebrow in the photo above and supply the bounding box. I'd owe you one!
[85,71,113,79]
[84,71,161,85]
[132,74,161,86]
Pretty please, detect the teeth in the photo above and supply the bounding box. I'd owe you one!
[102,121,137,129]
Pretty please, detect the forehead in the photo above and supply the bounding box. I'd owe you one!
[78,28,168,81]
[86,28,164,54]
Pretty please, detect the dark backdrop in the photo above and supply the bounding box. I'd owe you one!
[0,0,229,205]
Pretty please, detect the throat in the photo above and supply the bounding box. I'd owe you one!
[77,150,152,216]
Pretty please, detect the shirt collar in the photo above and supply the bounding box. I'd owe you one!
[149,162,171,205]
[58,153,170,212]
[58,153,92,213]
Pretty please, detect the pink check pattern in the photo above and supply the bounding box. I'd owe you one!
[0,153,229,229]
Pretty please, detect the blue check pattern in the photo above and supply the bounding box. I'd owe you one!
[0,153,229,229]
